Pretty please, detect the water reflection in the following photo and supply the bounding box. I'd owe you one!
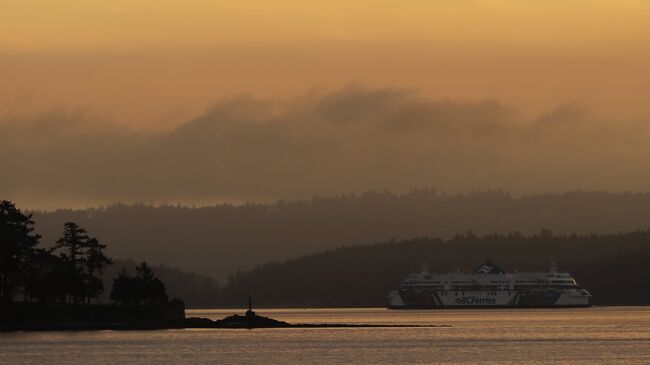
[2,307,650,364]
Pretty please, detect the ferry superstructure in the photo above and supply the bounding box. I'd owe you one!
[388,262,591,308]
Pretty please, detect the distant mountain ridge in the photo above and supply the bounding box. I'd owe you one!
[30,190,650,279]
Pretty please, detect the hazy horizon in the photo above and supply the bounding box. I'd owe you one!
[16,186,650,212]
[4,85,650,210]
[3,1,650,209]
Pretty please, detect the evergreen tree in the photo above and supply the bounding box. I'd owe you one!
[52,222,88,303]
[136,262,155,282]
[110,268,137,306]
[53,222,88,271]
[52,222,112,303]
[85,237,112,303]
[0,200,41,302]
[23,249,66,303]
[110,262,168,306]
[136,262,168,305]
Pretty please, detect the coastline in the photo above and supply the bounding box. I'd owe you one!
[1,317,449,332]
[0,302,449,332]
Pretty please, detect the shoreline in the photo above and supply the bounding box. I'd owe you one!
[1,317,450,332]
[6,305,645,333]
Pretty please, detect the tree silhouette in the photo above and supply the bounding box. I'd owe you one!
[0,200,41,303]
[102,259,221,307]
[51,222,111,303]
[53,222,87,270]
[85,237,112,303]
[110,262,168,306]
[110,268,137,306]
[136,262,168,305]
[23,249,66,303]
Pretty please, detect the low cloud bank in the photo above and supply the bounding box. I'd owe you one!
[2,85,649,208]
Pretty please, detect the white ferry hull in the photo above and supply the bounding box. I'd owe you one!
[388,288,591,309]
[388,262,592,309]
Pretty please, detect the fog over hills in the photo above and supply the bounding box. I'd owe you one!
[31,190,650,280]
[4,86,650,210]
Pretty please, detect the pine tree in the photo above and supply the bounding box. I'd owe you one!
[0,200,41,302]
[85,237,112,303]
[52,222,111,304]
[136,262,168,305]
[52,222,89,303]
[111,262,168,306]
[53,222,88,270]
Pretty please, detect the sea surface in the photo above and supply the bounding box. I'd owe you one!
[2,307,650,364]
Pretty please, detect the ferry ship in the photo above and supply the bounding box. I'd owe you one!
[388,262,591,308]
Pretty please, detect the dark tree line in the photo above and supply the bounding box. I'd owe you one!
[217,230,650,307]
[0,200,41,302]
[1,200,169,307]
[1,200,112,304]
[31,189,650,280]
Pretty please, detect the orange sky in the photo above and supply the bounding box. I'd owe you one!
[2,1,650,209]
[2,0,650,128]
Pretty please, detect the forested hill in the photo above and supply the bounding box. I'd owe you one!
[218,231,650,307]
[31,190,650,279]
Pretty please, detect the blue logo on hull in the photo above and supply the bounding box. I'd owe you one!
[454,297,497,305]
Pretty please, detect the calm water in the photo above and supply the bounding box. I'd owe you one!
[2,307,650,364]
